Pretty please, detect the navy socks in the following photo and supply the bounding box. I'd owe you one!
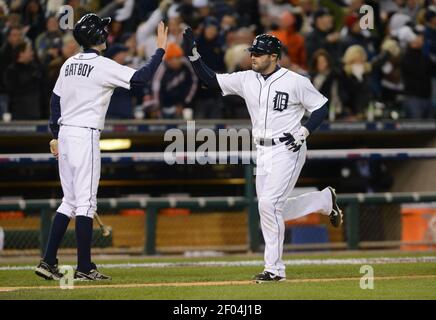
[76,216,93,273]
[43,213,94,272]
[43,212,70,265]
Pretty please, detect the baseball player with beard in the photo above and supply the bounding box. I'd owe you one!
[182,29,343,283]
[35,14,168,281]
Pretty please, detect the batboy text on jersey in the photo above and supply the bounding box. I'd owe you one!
[65,63,95,78]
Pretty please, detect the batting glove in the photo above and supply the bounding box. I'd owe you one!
[283,127,309,152]
[182,27,201,61]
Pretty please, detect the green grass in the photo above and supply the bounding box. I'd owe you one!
[0,252,435,300]
[1,250,435,266]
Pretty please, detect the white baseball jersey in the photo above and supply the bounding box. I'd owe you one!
[216,68,327,140]
[217,67,332,278]
[53,51,136,130]
[54,51,136,219]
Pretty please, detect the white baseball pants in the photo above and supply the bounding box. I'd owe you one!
[56,125,101,219]
[255,142,333,278]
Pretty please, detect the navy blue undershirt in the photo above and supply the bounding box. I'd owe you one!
[49,94,61,138]
[261,65,281,80]
[304,103,328,134]
[83,48,101,55]
[130,48,165,86]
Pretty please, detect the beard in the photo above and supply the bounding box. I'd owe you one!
[252,60,271,74]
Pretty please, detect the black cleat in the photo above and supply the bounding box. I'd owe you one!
[328,187,343,228]
[35,259,64,280]
[253,271,286,283]
[74,263,111,281]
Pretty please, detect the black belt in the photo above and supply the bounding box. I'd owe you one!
[257,137,288,146]
[61,124,101,132]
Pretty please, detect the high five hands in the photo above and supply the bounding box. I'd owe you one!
[182,27,200,61]
[156,21,168,50]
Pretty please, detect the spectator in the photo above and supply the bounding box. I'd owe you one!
[0,25,23,116]
[129,0,158,27]
[278,46,308,75]
[270,10,307,69]
[192,0,211,22]
[151,43,198,119]
[136,5,185,57]
[401,32,433,118]
[35,15,63,65]
[423,5,436,110]
[424,5,436,62]
[305,8,341,66]
[106,20,124,45]
[235,0,260,29]
[380,0,403,14]
[402,0,423,22]
[0,0,432,122]
[194,16,225,118]
[167,16,185,45]
[45,0,64,17]
[22,0,45,41]
[65,0,89,23]
[299,0,316,36]
[219,12,238,45]
[106,44,136,119]
[0,25,23,75]
[45,33,80,108]
[225,25,256,49]
[259,0,294,30]
[196,17,225,72]
[338,45,375,119]
[0,0,9,46]
[223,43,249,118]
[4,41,43,120]
[309,49,342,120]
[379,38,403,115]
[136,5,162,60]
[224,43,250,73]
[120,32,145,70]
[340,13,376,58]
[1,13,21,45]
[113,0,135,25]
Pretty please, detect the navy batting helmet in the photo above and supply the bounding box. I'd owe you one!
[247,34,282,58]
[73,13,111,48]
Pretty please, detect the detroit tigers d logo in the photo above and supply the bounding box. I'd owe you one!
[273,91,289,112]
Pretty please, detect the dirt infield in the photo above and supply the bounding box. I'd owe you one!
[1,274,435,293]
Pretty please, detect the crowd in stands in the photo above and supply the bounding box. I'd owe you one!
[0,0,435,121]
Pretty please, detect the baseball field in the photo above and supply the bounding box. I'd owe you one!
[0,251,435,300]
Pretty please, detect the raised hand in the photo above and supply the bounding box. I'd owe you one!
[156,21,168,50]
[182,27,195,55]
[182,27,200,61]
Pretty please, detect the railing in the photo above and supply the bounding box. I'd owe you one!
[0,119,436,136]
[1,148,436,255]
[2,148,436,164]
[1,191,435,255]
